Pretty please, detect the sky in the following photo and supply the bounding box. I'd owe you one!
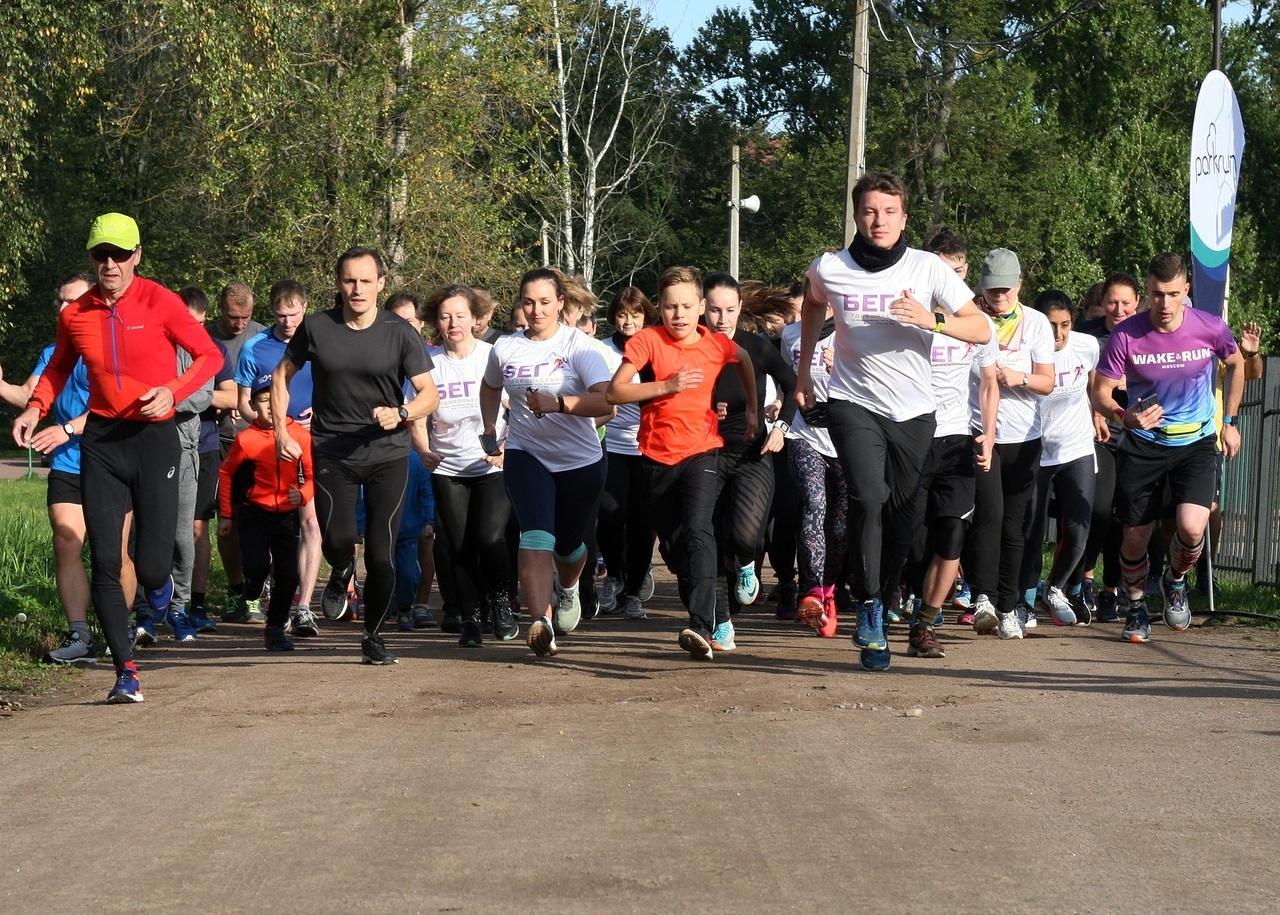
[647,0,744,48]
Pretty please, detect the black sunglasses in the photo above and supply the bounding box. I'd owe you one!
[89,246,137,264]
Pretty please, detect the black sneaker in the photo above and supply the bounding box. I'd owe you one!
[361,631,398,665]
[579,577,599,623]
[221,592,252,624]
[320,562,355,620]
[459,620,483,648]
[439,609,463,634]
[1096,589,1120,623]
[492,597,519,641]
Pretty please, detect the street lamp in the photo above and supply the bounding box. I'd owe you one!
[728,144,761,279]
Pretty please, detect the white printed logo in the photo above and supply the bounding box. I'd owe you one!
[166,467,175,479]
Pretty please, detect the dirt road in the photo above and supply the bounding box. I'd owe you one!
[3,584,1279,913]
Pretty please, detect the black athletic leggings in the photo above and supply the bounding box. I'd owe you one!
[313,455,408,634]
[1020,454,1095,594]
[81,416,181,666]
[1075,441,1121,589]
[431,472,510,614]
[965,438,1042,614]
[827,400,935,602]
[238,503,301,629]
[598,451,655,598]
[766,445,799,586]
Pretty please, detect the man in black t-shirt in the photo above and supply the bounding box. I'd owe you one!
[272,247,438,665]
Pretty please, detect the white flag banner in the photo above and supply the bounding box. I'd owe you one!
[1189,70,1246,318]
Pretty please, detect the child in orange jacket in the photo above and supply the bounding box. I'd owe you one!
[219,374,314,650]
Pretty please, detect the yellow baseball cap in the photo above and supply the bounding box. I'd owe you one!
[86,213,140,251]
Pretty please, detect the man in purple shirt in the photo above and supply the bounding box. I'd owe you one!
[1090,253,1244,643]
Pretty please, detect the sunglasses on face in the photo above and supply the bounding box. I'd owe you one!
[89,246,137,264]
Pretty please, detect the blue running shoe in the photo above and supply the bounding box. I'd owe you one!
[953,578,972,609]
[189,608,218,632]
[854,598,887,651]
[264,626,295,651]
[167,607,198,642]
[106,666,144,703]
[711,621,736,651]
[1160,572,1192,631]
[734,564,760,605]
[134,611,157,648]
[397,608,414,632]
[1122,600,1152,644]
[145,575,174,615]
[859,645,891,671]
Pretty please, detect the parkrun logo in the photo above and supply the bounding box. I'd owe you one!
[1193,123,1237,179]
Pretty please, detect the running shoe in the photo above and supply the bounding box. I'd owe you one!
[221,592,252,624]
[859,646,891,671]
[459,619,483,648]
[134,611,157,648]
[996,609,1025,640]
[678,627,714,661]
[734,564,760,605]
[908,624,945,659]
[292,606,320,637]
[411,604,435,628]
[361,631,398,664]
[439,609,462,633]
[167,606,198,643]
[622,595,647,620]
[952,577,973,608]
[1074,593,1093,627]
[1096,589,1120,623]
[44,631,96,666]
[1023,607,1038,629]
[1160,572,1192,631]
[971,594,998,634]
[797,588,825,629]
[245,599,267,624]
[189,607,218,632]
[1194,574,1221,600]
[264,626,295,651]
[956,608,976,627]
[638,567,655,602]
[397,608,414,632]
[1122,600,1152,643]
[492,598,519,641]
[527,617,557,657]
[579,577,599,623]
[1040,586,1077,627]
[106,666,144,703]
[774,582,798,620]
[711,621,736,651]
[853,598,886,651]
[1080,580,1097,616]
[144,575,174,616]
[320,563,354,620]
[598,577,622,613]
[818,591,839,639]
[553,580,582,634]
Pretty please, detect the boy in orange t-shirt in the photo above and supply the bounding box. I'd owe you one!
[607,266,757,660]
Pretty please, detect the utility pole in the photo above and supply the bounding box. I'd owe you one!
[730,144,741,278]
[843,0,870,246]
[1212,0,1222,71]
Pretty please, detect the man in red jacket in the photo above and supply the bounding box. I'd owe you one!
[12,213,223,703]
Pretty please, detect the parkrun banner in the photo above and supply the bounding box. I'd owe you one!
[1189,70,1246,319]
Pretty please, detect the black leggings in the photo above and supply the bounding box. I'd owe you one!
[313,455,408,634]
[598,452,655,597]
[765,445,799,586]
[965,438,1042,614]
[431,472,510,613]
[827,400,935,602]
[715,447,775,567]
[81,416,180,666]
[238,503,301,629]
[1075,441,1121,589]
[1020,454,1095,593]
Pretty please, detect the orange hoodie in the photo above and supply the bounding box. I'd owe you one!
[219,418,314,516]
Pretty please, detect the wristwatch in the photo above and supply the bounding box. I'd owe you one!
[1223,415,1236,426]
[774,420,791,434]
[933,311,946,333]
[62,421,75,437]
[397,405,410,423]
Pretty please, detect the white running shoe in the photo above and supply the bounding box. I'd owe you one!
[553,581,581,634]
[972,594,998,634]
[996,609,1025,640]
[1041,586,1077,626]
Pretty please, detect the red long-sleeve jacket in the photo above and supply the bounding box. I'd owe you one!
[219,419,315,517]
[28,276,223,422]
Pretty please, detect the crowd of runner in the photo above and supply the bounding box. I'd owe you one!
[4,174,1262,702]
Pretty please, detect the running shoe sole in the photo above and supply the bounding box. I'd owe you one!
[527,619,557,657]
[678,629,714,661]
[972,606,998,635]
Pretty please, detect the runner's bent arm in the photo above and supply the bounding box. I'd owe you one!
[271,358,301,461]
[794,289,827,411]
[1221,349,1245,460]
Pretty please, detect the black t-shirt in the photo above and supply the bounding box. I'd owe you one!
[714,328,798,454]
[284,306,433,465]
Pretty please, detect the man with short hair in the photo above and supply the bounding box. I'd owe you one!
[13,213,223,702]
[207,281,265,619]
[1090,253,1244,643]
[796,173,991,671]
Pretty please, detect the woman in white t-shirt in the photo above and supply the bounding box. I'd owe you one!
[1017,290,1099,628]
[420,285,515,647]
[480,268,614,658]
[962,249,1055,640]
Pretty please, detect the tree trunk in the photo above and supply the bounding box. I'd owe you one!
[384,1,416,288]
[551,0,576,275]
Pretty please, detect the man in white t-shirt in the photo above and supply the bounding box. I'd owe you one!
[796,172,990,671]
